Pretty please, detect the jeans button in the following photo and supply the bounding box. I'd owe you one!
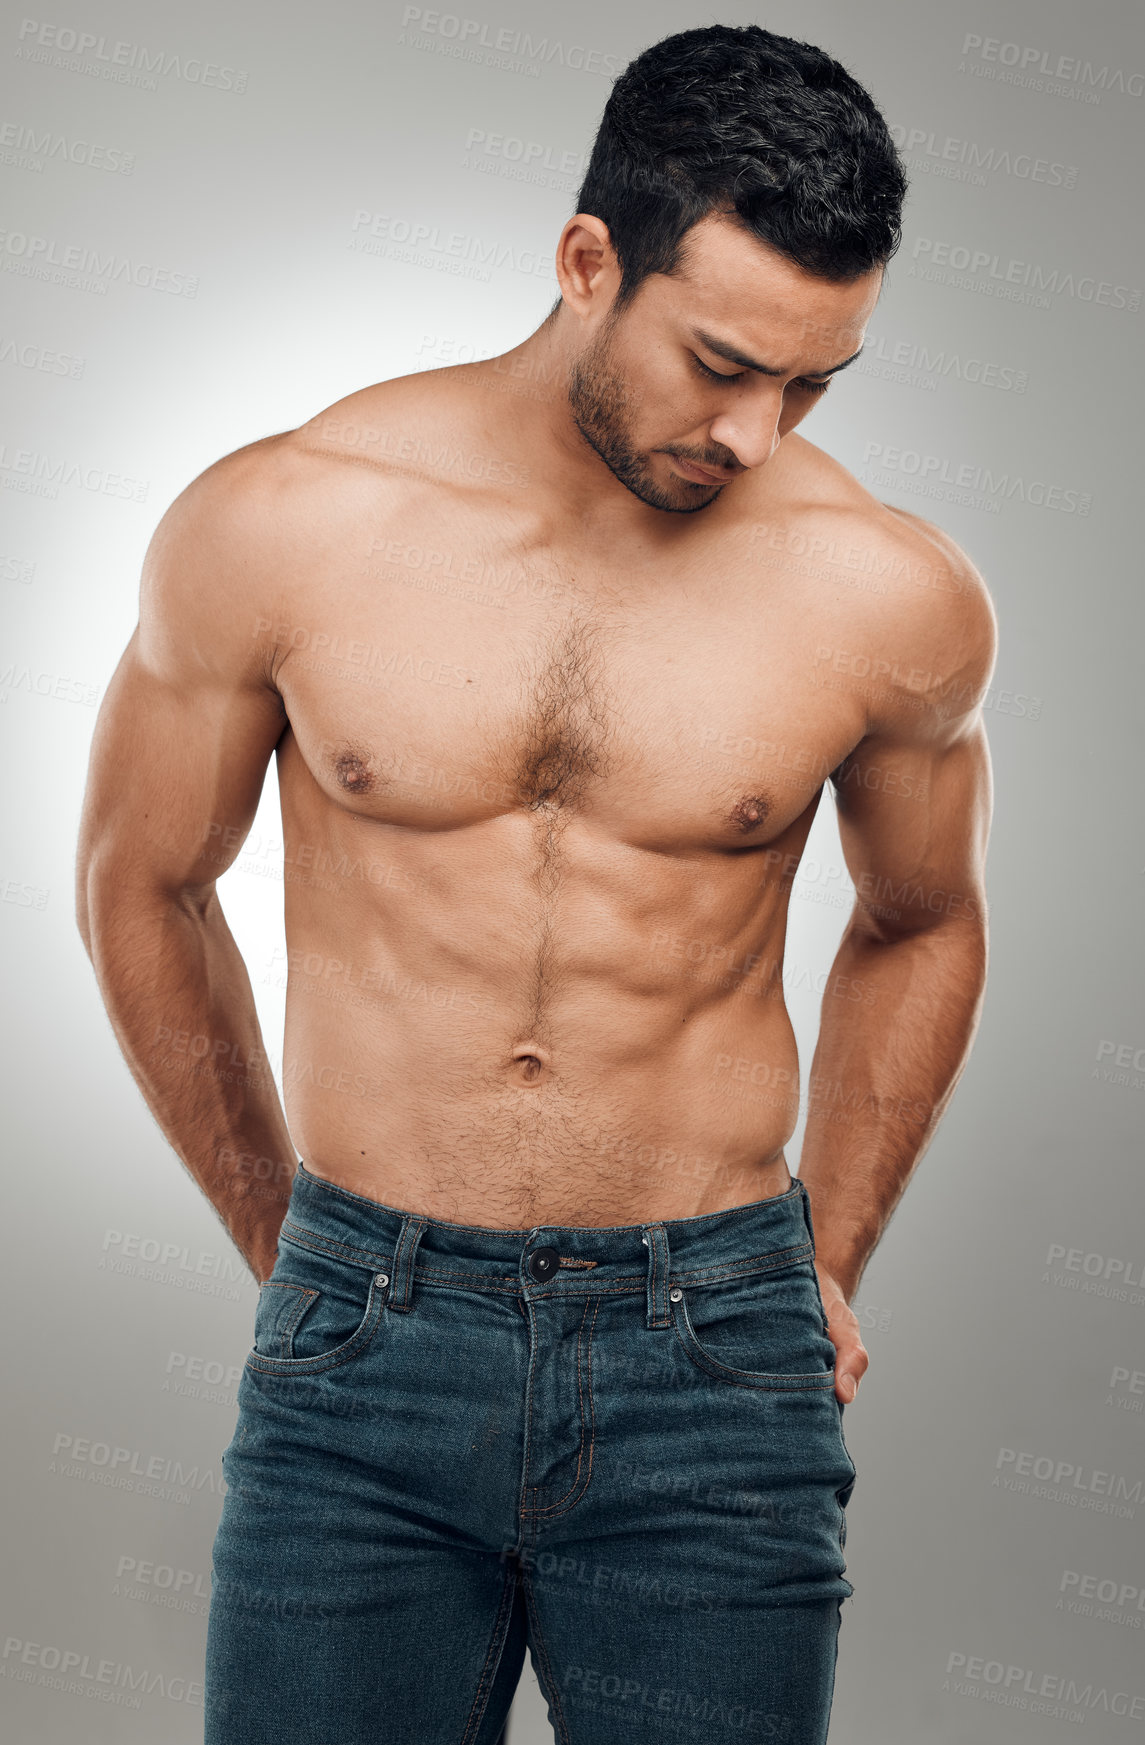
[528,1246,559,1282]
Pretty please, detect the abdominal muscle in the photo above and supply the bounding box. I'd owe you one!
[278,814,801,1230]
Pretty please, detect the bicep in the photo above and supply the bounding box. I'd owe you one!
[77,460,288,906]
[79,634,286,902]
[831,715,993,937]
[828,520,997,939]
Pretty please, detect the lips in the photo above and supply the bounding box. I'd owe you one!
[672,456,738,484]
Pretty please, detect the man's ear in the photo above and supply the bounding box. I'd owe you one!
[555,213,620,320]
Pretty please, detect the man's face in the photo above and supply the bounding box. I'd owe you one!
[567,211,883,515]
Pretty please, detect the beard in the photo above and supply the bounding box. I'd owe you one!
[567,319,726,515]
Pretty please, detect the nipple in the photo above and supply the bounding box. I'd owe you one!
[730,794,770,833]
[334,750,375,794]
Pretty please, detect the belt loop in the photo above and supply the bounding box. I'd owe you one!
[796,1177,816,1250]
[643,1223,671,1329]
[387,1215,427,1313]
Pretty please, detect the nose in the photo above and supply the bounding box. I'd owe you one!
[708,400,783,471]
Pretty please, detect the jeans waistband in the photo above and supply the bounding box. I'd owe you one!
[280,1161,817,1300]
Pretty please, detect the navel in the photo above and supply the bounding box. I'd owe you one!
[509,1041,551,1086]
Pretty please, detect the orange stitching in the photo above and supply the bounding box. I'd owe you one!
[524,1298,600,1520]
[525,1299,590,1516]
[670,1317,835,1391]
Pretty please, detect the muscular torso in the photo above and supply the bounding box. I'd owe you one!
[250,367,940,1226]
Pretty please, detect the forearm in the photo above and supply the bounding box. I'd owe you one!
[798,913,988,1300]
[81,883,296,1281]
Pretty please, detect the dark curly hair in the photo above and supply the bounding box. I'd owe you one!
[572,24,907,310]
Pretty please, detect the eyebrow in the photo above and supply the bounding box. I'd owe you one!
[691,327,865,379]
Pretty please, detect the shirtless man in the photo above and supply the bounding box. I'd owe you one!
[76,24,994,1745]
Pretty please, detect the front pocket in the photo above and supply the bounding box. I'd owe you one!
[671,1260,837,1391]
[247,1257,388,1376]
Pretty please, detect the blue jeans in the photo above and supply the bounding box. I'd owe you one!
[206,1162,856,1743]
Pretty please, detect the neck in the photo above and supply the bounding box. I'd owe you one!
[482,309,625,509]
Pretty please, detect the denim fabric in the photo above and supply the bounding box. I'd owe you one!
[206,1162,857,1744]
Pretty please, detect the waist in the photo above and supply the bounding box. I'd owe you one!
[280,1158,815,1295]
[284,1006,801,1225]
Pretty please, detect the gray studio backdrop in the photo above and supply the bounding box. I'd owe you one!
[3,0,1142,1739]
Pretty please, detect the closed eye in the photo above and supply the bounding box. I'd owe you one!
[691,354,833,396]
[691,354,746,382]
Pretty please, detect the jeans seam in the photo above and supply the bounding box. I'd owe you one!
[458,1566,518,1745]
[256,1282,319,1360]
[280,1221,394,1272]
[519,1293,541,1518]
[674,1244,814,1282]
[245,1278,387,1376]
[279,1286,318,1358]
[670,1311,835,1392]
[426,1251,812,1293]
[411,1271,533,1296]
[275,1241,638,1296]
[522,1572,571,1745]
[277,1233,813,1293]
[524,1298,599,1520]
[429,1250,812,1289]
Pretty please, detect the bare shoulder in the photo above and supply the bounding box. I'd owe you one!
[154,366,474,564]
[136,426,379,691]
[148,427,356,569]
[289,368,532,493]
[138,382,438,668]
[138,368,522,685]
[139,437,273,648]
[751,435,998,729]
